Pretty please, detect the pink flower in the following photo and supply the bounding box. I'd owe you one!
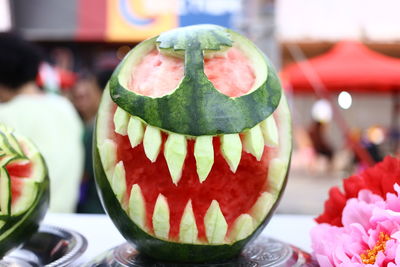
[316,156,400,226]
[311,184,400,266]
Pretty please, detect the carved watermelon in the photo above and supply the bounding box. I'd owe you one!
[94,25,292,263]
[0,124,49,257]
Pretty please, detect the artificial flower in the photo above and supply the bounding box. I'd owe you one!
[316,156,400,226]
[311,184,400,266]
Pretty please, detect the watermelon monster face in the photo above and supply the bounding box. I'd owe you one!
[94,25,292,263]
[0,125,49,257]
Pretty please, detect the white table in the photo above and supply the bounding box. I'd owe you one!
[43,213,316,265]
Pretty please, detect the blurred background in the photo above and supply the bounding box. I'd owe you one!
[2,0,400,215]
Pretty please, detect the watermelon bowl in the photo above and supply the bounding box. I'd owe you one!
[0,124,49,257]
[94,24,292,263]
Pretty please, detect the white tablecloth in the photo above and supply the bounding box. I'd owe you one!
[43,213,316,265]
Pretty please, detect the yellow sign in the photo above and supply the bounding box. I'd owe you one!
[106,0,178,42]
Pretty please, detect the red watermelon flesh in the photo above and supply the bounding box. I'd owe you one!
[7,160,32,206]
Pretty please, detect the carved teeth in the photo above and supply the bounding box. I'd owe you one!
[112,161,127,202]
[99,139,117,179]
[114,107,130,135]
[268,158,287,194]
[229,214,254,242]
[129,184,146,230]
[0,168,10,215]
[250,192,276,225]
[11,179,37,215]
[243,124,264,161]
[152,194,170,239]
[260,116,279,147]
[30,153,46,182]
[164,134,187,185]
[204,200,227,244]
[220,134,242,173]
[194,136,214,183]
[143,126,162,162]
[127,116,144,148]
[179,200,198,243]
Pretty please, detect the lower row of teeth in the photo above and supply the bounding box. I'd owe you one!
[112,107,279,185]
[110,177,276,244]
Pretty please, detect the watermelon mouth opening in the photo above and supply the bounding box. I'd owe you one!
[113,125,275,243]
[97,92,290,245]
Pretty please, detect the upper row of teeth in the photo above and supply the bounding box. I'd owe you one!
[112,107,279,185]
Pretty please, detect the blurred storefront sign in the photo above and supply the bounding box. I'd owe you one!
[276,0,400,42]
[13,0,241,42]
[0,0,11,32]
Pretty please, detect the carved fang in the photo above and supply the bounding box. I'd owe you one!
[243,124,264,161]
[250,192,276,225]
[164,134,187,185]
[229,214,254,242]
[268,158,287,194]
[0,168,10,215]
[260,116,279,147]
[143,126,162,162]
[114,107,130,135]
[11,179,37,215]
[220,134,242,173]
[194,136,214,183]
[179,200,198,243]
[99,139,117,179]
[204,200,227,244]
[152,194,170,239]
[127,116,144,148]
[129,184,146,230]
[112,161,127,202]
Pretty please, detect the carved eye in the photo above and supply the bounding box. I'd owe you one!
[204,48,255,97]
[128,49,184,98]
[128,47,255,98]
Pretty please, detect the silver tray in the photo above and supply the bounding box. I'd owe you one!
[86,236,318,267]
[0,224,87,267]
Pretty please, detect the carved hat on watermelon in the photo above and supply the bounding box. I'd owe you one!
[0,124,49,257]
[94,25,292,263]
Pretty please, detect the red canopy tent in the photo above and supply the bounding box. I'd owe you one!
[282,41,400,93]
[281,41,400,166]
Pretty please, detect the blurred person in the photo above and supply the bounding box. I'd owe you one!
[351,128,383,172]
[0,33,84,213]
[308,120,334,172]
[71,70,112,213]
[291,126,316,172]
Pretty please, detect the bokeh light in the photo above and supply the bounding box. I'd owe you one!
[367,126,385,145]
[338,91,352,109]
[311,99,332,123]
